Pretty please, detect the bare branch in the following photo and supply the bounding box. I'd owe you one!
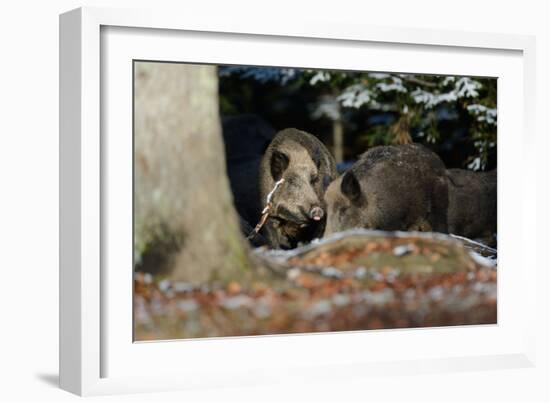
[247,178,285,239]
[395,74,438,88]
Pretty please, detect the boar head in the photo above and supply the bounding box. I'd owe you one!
[323,170,366,236]
[269,147,326,227]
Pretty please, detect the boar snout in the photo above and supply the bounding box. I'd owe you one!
[277,205,309,224]
[309,206,324,221]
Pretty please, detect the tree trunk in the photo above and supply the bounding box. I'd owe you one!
[134,62,251,283]
[332,118,344,164]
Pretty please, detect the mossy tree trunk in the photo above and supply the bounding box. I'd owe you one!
[134,62,250,283]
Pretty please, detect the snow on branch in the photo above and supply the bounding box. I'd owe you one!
[467,104,498,125]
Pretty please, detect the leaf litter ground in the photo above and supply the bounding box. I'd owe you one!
[134,230,496,340]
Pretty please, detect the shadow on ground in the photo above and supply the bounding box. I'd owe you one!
[35,373,58,387]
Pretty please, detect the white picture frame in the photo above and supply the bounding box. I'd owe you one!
[60,6,537,396]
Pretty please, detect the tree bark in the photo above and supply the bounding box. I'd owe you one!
[332,118,344,164]
[134,62,251,283]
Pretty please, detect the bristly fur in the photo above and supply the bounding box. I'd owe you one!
[446,168,497,246]
[324,143,449,236]
[259,128,337,249]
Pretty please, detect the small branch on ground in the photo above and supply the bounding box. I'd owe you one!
[247,178,285,239]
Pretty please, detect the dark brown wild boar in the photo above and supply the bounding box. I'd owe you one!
[446,168,497,246]
[258,128,337,249]
[323,144,449,236]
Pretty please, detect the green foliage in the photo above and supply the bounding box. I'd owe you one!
[219,67,497,170]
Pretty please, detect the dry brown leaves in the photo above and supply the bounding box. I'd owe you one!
[134,236,496,341]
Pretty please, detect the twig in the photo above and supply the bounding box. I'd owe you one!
[450,234,497,254]
[265,178,285,205]
[395,74,438,88]
[247,178,285,239]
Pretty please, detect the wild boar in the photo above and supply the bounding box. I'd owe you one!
[258,128,337,249]
[446,168,497,246]
[323,144,449,236]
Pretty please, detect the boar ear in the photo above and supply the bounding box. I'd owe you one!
[270,150,290,180]
[341,171,362,205]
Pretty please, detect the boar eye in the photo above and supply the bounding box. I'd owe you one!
[310,174,319,184]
